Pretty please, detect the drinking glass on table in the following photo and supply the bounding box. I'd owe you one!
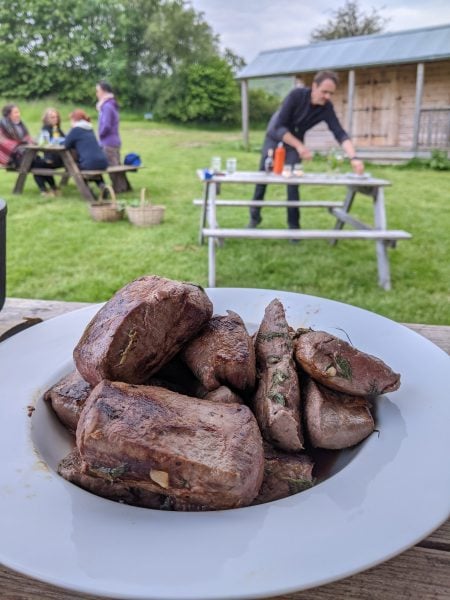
[211,156,221,173]
[39,130,50,146]
[226,158,237,174]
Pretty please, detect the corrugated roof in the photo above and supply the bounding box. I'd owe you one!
[236,24,450,79]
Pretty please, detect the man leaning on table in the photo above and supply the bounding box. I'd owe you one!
[248,70,365,231]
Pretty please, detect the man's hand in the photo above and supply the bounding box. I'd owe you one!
[351,158,364,175]
[297,144,313,161]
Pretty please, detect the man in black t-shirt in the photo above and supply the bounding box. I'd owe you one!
[248,70,364,230]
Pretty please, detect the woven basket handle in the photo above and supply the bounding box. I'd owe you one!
[98,184,117,203]
[140,188,150,207]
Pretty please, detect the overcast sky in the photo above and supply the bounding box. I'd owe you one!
[189,0,450,63]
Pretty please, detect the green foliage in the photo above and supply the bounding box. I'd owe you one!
[153,57,239,123]
[429,149,450,171]
[0,0,119,102]
[0,0,245,124]
[248,89,279,126]
[310,0,388,41]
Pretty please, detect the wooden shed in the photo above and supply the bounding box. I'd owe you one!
[236,24,450,161]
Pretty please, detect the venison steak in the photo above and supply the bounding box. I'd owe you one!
[294,329,400,396]
[304,378,375,449]
[44,369,92,433]
[253,299,303,452]
[253,444,314,505]
[73,276,213,385]
[181,310,256,392]
[76,380,264,510]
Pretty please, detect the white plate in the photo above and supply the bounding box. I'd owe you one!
[0,288,449,600]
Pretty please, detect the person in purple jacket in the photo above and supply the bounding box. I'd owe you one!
[95,81,129,193]
[248,71,364,232]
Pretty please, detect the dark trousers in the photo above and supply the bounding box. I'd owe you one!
[31,156,56,192]
[250,138,301,229]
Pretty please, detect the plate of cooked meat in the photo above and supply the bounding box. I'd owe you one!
[0,277,449,600]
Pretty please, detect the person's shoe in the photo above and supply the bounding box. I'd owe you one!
[246,215,262,229]
[52,187,61,197]
[40,190,55,198]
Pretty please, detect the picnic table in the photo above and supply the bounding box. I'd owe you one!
[195,170,412,290]
[0,297,448,599]
[11,145,140,201]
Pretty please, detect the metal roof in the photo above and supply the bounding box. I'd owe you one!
[236,24,450,79]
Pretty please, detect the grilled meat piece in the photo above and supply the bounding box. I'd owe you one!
[203,386,243,404]
[304,378,375,449]
[181,310,256,392]
[73,276,213,386]
[44,370,92,433]
[253,444,314,505]
[294,329,400,396]
[76,380,264,510]
[58,448,209,511]
[253,299,304,452]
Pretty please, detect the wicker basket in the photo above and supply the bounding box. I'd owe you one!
[126,188,165,227]
[88,185,124,222]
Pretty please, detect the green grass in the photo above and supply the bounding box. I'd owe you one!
[2,103,450,325]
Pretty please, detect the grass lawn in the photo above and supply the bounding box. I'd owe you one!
[2,102,449,325]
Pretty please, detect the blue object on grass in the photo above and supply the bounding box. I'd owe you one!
[124,153,142,167]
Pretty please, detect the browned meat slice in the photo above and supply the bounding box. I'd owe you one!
[73,276,213,386]
[253,444,314,505]
[253,299,304,452]
[203,386,243,404]
[76,380,264,510]
[181,310,256,392]
[294,329,400,396]
[304,378,374,449]
[44,370,92,433]
[58,449,209,511]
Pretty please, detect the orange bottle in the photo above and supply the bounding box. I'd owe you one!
[273,142,286,174]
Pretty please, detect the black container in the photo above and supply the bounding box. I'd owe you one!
[0,199,6,311]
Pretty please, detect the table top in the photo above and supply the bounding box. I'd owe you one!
[197,169,391,187]
[0,297,448,600]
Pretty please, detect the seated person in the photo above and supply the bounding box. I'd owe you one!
[38,107,67,194]
[0,103,58,197]
[64,109,108,195]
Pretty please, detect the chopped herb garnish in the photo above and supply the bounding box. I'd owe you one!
[334,354,353,380]
[284,476,314,494]
[269,392,286,406]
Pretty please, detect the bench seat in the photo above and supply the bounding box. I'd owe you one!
[202,228,412,241]
[193,199,344,208]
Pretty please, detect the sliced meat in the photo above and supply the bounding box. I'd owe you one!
[73,276,213,386]
[181,310,256,392]
[58,448,208,511]
[294,329,400,396]
[304,378,375,449]
[203,386,243,404]
[253,299,303,452]
[44,370,92,433]
[76,380,264,510]
[253,444,314,505]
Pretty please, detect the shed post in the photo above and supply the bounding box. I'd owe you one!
[412,62,425,153]
[346,69,355,137]
[241,79,249,150]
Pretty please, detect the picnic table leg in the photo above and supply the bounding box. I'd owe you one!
[60,151,96,201]
[13,149,37,194]
[208,235,216,287]
[330,186,356,245]
[198,181,210,245]
[373,187,392,290]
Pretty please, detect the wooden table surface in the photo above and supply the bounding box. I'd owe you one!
[0,298,449,600]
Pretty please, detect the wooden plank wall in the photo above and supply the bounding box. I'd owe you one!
[302,61,450,152]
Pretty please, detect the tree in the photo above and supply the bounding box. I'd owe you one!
[0,0,120,102]
[309,1,389,41]
[153,56,239,123]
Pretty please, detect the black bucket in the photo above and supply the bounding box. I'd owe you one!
[0,199,6,311]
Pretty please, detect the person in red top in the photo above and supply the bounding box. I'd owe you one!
[0,104,59,197]
[248,71,364,231]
